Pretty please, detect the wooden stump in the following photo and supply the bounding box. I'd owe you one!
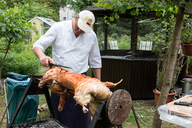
[105,89,132,126]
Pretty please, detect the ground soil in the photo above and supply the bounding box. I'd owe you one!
[0,78,7,128]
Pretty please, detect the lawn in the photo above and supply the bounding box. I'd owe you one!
[0,66,184,128]
[123,100,183,128]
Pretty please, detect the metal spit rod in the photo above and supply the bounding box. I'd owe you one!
[36,77,104,103]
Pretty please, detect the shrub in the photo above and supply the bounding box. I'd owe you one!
[32,34,52,57]
[44,44,52,57]
[0,51,41,78]
[11,42,26,53]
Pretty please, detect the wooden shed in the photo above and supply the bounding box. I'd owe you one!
[86,5,160,100]
[29,17,55,42]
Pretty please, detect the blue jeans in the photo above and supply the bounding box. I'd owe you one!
[51,72,91,128]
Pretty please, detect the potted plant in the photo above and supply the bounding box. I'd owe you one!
[153,47,185,106]
[181,18,192,56]
[152,24,186,106]
[151,17,192,106]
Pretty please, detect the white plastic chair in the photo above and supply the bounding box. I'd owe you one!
[140,41,153,51]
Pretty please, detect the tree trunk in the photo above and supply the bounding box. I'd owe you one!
[152,6,185,128]
[0,39,12,88]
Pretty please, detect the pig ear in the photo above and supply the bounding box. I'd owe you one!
[38,79,49,88]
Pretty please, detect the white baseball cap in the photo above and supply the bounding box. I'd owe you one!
[77,10,95,33]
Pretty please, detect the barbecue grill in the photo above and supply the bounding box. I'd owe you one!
[5,75,67,128]
[5,75,137,128]
[12,118,66,128]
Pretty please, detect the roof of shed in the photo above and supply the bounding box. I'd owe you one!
[29,17,56,26]
[86,4,105,11]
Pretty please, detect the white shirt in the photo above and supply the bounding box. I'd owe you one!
[33,21,102,74]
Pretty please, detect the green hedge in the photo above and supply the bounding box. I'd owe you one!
[0,51,41,78]
[44,44,52,57]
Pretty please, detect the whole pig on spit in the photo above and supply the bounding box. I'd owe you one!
[38,67,123,116]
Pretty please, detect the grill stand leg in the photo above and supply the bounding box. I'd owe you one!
[132,105,141,128]
[89,101,119,128]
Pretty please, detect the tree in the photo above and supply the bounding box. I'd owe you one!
[3,0,62,21]
[0,3,32,88]
[95,0,190,127]
[66,0,98,13]
[17,1,55,21]
[34,0,67,21]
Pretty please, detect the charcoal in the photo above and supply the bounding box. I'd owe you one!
[29,120,64,128]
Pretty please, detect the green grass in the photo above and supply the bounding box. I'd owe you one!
[87,68,92,77]
[123,100,155,127]
[0,82,7,128]
[122,100,183,128]
[36,87,52,120]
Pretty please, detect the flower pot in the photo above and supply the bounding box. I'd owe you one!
[181,43,192,56]
[186,74,192,78]
[153,89,176,106]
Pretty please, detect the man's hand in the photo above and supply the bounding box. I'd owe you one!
[39,56,55,67]
[33,46,55,67]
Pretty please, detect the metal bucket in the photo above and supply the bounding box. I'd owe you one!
[181,78,192,93]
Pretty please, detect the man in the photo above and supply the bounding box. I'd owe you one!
[33,10,102,128]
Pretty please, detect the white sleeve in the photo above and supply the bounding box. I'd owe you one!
[32,23,57,52]
[89,36,102,68]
